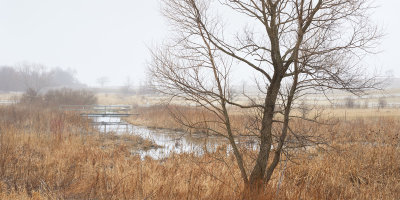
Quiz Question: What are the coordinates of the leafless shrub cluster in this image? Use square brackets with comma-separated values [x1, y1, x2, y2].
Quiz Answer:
[19, 88, 97, 108]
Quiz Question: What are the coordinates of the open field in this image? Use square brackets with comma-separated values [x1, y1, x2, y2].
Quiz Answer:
[314, 108, 400, 119]
[124, 104, 400, 136]
[0, 92, 21, 100]
[94, 87, 400, 107]
[0, 101, 400, 199]
[3, 87, 400, 110]
[91, 92, 400, 141]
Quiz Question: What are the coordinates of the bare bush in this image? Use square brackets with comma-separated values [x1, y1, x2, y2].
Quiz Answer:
[43, 88, 97, 107]
[19, 88, 97, 108]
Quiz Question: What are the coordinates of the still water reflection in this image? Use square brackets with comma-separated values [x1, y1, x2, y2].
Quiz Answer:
[92, 116, 258, 159]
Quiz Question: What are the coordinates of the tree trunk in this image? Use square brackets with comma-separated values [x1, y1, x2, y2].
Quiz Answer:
[247, 73, 282, 193]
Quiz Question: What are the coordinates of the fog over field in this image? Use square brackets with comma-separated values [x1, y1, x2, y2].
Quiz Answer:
[0, 0, 399, 86]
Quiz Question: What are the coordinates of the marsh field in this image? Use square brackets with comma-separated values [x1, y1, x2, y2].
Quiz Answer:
[0, 91, 400, 200]
[2, 0, 400, 199]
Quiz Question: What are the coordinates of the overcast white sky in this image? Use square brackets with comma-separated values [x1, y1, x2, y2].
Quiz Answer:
[0, 0, 399, 86]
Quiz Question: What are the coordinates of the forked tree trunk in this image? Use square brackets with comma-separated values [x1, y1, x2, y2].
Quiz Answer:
[247, 73, 283, 193]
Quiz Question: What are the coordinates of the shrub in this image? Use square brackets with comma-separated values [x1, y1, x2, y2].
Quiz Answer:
[19, 88, 97, 108]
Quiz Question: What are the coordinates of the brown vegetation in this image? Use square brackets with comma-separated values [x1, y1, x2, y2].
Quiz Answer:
[126, 105, 248, 135]
[19, 88, 97, 108]
[0, 104, 399, 199]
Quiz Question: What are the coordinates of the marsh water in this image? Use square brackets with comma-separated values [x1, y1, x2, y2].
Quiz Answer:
[92, 116, 258, 159]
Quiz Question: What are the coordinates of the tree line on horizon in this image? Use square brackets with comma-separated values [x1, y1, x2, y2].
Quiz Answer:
[0, 63, 84, 93]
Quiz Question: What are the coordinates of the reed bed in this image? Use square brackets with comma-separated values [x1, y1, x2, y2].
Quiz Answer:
[0, 105, 399, 199]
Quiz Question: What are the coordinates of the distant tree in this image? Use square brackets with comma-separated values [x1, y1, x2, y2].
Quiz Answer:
[363, 99, 369, 108]
[299, 100, 310, 118]
[96, 76, 109, 88]
[138, 79, 156, 95]
[0, 66, 23, 91]
[378, 97, 387, 109]
[49, 67, 79, 87]
[345, 97, 356, 108]
[121, 76, 134, 94]
[151, 0, 381, 194]
[18, 63, 53, 93]
[0, 64, 83, 92]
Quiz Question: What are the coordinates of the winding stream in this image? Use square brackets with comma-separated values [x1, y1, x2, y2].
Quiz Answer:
[92, 116, 258, 159]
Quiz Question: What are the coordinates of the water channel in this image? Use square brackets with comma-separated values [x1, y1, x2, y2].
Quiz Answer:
[92, 116, 258, 159]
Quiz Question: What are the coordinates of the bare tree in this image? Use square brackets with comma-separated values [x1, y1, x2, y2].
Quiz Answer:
[299, 100, 310, 118]
[121, 76, 134, 94]
[96, 76, 109, 88]
[18, 63, 53, 93]
[378, 97, 387, 109]
[49, 67, 79, 87]
[345, 96, 356, 108]
[1, 65, 81, 92]
[150, 0, 381, 194]
[363, 98, 369, 108]
[0, 66, 23, 91]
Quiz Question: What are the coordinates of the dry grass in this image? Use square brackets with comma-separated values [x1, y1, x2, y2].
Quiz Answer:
[125, 105, 249, 135]
[0, 113, 243, 199]
[0, 92, 21, 100]
[126, 105, 215, 133]
[0, 105, 400, 199]
[281, 144, 400, 199]
[96, 93, 173, 106]
[278, 118, 400, 199]
[127, 105, 400, 130]
[94, 91, 400, 109]
[96, 133, 161, 151]
[314, 108, 400, 118]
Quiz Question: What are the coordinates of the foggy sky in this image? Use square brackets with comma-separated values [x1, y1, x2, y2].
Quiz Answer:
[0, 0, 399, 86]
